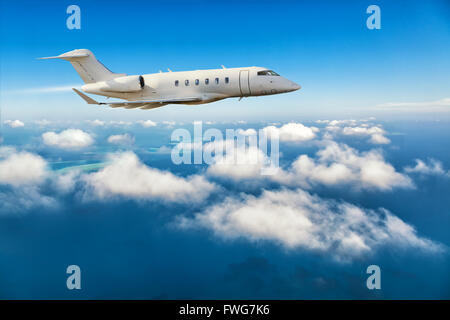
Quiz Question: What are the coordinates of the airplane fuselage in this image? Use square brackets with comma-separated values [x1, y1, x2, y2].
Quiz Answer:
[81, 66, 301, 104]
[40, 49, 301, 109]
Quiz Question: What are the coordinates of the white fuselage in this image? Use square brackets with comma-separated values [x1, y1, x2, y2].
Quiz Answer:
[81, 66, 301, 104]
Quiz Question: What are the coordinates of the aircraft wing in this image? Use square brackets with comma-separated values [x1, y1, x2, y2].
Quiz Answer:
[73, 88, 201, 109]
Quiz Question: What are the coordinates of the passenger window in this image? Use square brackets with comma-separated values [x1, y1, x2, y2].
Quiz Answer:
[175, 80, 179, 87]
[195, 79, 199, 86]
[215, 78, 219, 84]
[185, 80, 189, 86]
[225, 77, 229, 84]
[205, 78, 209, 85]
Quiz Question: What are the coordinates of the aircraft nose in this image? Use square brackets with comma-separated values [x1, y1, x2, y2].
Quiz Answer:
[291, 81, 301, 91]
[287, 81, 301, 92]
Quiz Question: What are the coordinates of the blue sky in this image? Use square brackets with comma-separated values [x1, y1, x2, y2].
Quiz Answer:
[1, 0, 449, 121]
[0, 0, 450, 299]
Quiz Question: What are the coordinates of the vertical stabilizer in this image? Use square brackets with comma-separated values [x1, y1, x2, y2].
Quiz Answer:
[39, 49, 126, 83]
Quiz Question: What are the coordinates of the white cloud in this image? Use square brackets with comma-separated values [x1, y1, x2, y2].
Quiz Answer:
[87, 119, 105, 126]
[42, 129, 94, 149]
[262, 122, 318, 142]
[137, 120, 157, 128]
[404, 159, 448, 176]
[203, 138, 411, 191]
[162, 121, 176, 127]
[4, 120, 25, 128]
[329, 119, 358, 126]
[34, 119, 52, 126]
[370, 133, 390, 144]
[54, 170, 80, 194]
[286, 142, 412, 190]
[83, 152, 216, 203]
[0, 148, 48, 186]
[179, 189, 443, 261]
[107, 133, 135, 146]
[325, 123, 391, 145]
[237, 128, 257, 136]
[207, 144, 272, 180]
[109, 120, 133, 126]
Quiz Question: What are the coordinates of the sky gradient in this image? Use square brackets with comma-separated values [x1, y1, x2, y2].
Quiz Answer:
[1, 0, 449, 122]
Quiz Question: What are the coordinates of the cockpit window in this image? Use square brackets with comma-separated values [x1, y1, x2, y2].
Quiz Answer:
[257, 70, 280, 76]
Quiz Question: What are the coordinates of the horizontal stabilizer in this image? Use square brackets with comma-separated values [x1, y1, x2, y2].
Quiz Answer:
[73, 88, 99, 104]
[38, 53, 89, 60]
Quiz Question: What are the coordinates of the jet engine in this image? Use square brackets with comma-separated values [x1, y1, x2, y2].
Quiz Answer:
[82, 75, 145, 94]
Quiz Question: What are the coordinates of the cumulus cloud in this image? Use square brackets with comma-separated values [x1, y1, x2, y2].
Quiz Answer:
[107, 133, 135, 146]
[42, 129, 94, 149]
[178, 189, 443, 262]
[204, 138, 411, 191]
[0, 147, 56, 213]
[137, 120, 157, 128]
[54, 170, 80, 194]
[4, 120, 25, 128]
[404, 159, 449, 176]
[83, 152, 216, 203]
[341, 126, 390, 144]
[207, 144, 275, 180]
[324, 121, 390, 145]
[262, 122, 318, 142]
[0, 148, 48, 186]
[286, 142, 412, 191]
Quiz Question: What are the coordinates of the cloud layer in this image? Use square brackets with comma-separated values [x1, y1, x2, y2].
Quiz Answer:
[179, 188, 443, 261]
[286, 141, 412, 190]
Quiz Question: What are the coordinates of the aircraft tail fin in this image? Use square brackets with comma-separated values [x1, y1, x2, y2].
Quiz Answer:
[39, 49, 126, 84]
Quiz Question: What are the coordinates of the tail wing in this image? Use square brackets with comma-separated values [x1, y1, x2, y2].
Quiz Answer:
[40, 49, 125, 84]
[72, 88, 99, 104]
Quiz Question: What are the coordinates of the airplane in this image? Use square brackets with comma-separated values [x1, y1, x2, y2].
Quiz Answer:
[40, 49, 301, 110]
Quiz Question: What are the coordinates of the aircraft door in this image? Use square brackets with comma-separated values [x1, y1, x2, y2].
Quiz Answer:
[239, 70, 251, 96]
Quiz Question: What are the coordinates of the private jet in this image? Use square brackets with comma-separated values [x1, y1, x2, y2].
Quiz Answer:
[40, 49, 301, 110]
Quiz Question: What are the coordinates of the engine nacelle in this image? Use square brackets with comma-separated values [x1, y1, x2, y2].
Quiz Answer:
[82, 75, 145, 93]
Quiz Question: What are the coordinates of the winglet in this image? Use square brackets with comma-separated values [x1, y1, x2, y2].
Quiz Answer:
[72, 88, 99, 104]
